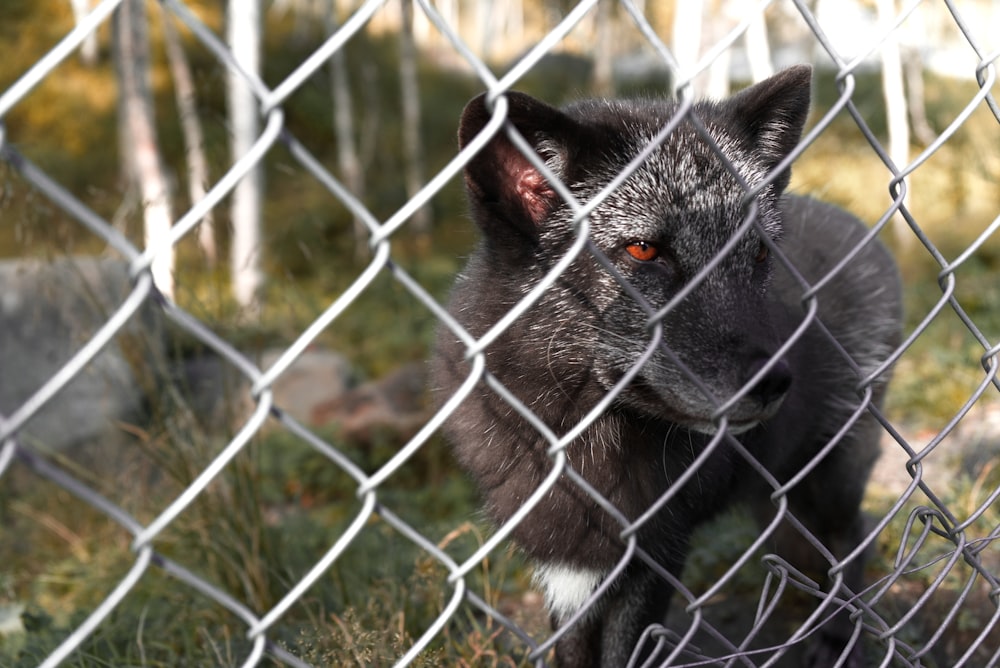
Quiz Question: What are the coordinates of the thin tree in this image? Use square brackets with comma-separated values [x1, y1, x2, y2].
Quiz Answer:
[437, 0, 460, 46]
[745, 8, 773, 82]
[326, 0, 368, 258]
[399, 0, 430, 237]
[70, 0, 99, 66]
[876, 0, 912, 247]
[705, 0, 733, 99]
[593, 0, 615, 96]
[227, 0, 264, 309]
[904, 47, 935, 146]
[475, 0, 496, 61]
[113, 0, 175, 298]
[671, 0, 702, 98]
[160, 5, 216, 264]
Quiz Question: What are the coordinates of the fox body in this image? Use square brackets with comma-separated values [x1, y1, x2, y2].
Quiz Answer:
[432, 66, 902, 666]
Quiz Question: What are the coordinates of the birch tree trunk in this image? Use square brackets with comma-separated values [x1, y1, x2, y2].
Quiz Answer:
[904, 48, 935, 146]
[476, 0, 495, 61]
[326, 0, 368, 258]
[745, 9, 773, 82]
[593, 0, 615, 96]
[399, 0, 430, 237]
[672, 0, 702, 99]
[71, 0, 99, 66]
[876, 0, 912, 247]
[227, 0, 264, 308]
[160, 5, 216, 264]
[704, 0, 736, 99]
[114, 0, 175, 298]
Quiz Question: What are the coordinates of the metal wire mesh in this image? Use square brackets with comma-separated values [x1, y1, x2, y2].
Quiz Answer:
[1, 0, 998, 666]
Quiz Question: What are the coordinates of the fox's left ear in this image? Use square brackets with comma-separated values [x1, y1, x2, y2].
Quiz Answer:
[717, 64, 812, 192]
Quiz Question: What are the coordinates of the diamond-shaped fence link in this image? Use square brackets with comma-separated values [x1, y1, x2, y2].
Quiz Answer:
[0, 0, 998, 666]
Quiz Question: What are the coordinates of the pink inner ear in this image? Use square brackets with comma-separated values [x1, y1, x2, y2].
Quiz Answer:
[510, 161, 556, 225]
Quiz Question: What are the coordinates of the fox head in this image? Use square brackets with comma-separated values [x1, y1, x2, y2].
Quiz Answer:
[456, 66, 813, 434]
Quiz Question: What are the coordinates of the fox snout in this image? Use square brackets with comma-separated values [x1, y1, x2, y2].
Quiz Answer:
[703, 337, 793, 431]
[655, 286, 792, 431]
[745, 353, 792, 409]
[690, 352, 790, 435]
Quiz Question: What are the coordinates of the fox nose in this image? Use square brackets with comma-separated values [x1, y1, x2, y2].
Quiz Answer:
[745, 356, 792, 407]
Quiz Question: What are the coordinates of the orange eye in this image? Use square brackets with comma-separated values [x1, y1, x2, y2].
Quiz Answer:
[625, 241, 660, 262]
[755, 243, 769, 263]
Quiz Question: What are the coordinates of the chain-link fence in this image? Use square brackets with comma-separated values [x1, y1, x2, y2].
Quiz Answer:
[1, 0, 999, 666]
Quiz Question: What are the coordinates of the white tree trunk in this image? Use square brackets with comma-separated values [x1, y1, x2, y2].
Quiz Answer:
[876, 0, 912, 246]
[114, 0, 175, 298]
[327, 0, 368, 258]
[414, 0, 445, 45]
[160, 5, 216, 264]
[706, 44, 731, 99]
[593, 0, 615, 96]
[745, 8, 773, 82]
[672, 0, 702, 99]
[476, 0, 495, 60]
[399, 0, 430, 236]
[904, 48, 935, 146]
[227, 0, 263, 308]
[71, 0, 99, 65]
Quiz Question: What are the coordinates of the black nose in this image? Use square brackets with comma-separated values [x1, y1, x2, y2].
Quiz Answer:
[745, 356, 792, 407]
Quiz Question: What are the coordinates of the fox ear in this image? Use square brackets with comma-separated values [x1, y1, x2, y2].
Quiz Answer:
[717, 64, 812, 192]
[458, 92, 576, 241]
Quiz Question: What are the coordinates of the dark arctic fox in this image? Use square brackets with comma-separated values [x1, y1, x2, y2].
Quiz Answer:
[432, 66, 902, 667]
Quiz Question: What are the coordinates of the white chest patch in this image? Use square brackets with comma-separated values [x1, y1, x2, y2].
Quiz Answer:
[533, 563, 606, 624]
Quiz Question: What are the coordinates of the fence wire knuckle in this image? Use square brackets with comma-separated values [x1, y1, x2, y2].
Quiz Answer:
[1, 0, 999, 666]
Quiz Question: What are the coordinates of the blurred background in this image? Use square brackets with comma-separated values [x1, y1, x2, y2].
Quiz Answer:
[1, 1, 998, 665]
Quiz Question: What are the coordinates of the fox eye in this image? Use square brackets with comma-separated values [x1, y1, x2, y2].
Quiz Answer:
[625, 240, 660, 262]
[754, 242, 769, 263]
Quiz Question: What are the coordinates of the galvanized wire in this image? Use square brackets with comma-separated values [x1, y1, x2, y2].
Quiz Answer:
[1, 1, 998, 666]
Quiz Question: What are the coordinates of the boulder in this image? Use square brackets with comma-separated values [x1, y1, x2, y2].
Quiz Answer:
[0, 255, 429, 458]
[262, 347, 358, 425]
[311, 362, 431, 445]
[180, 348, 432, 448]
[178, 346, 358, 432]
[0, 257, 164, 453]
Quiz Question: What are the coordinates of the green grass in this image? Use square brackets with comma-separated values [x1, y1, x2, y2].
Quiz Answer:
[0, 417, 531, 666]
[860, 472, 1000, 667]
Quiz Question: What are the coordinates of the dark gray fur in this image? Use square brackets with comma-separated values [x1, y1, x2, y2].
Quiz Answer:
[432, 66, 902, 667]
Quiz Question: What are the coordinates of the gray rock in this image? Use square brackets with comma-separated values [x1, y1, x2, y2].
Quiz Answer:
[0, 257, 164, 452]
[178, 346, 358, 432]
[310, 362, 430, 445]
[262, 347, 358, 425]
